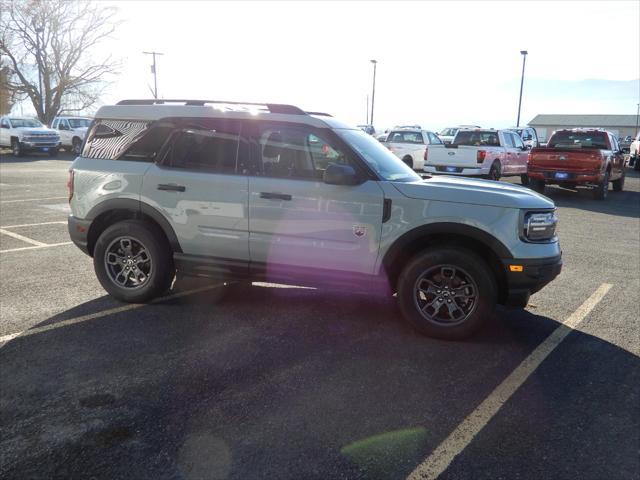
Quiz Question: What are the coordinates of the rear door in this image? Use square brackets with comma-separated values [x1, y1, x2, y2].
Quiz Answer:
[247, 121, 385, 276]
[509, 132, 528, 174]
[500, 132, 517, 174]
[140, 118, 250, 261]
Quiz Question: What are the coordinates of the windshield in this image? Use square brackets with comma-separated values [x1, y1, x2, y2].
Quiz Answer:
[68, 118, 91, 128]
[548, 131, 609, 149]
[336, 129, 421, 182]
[9, 119, 43, 128]
[386, 131, 423, 144]
[439, 128, 458, 136]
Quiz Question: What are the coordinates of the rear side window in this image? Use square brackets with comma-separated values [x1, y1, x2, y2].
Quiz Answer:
[427, 132, 442, 144]
[161, 127, 239, 173]
[547, 131, 609, 149]
[83, 120, 152, 160]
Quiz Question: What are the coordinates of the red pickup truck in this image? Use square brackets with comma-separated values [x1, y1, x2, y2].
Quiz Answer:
[527, 129, 625, 200]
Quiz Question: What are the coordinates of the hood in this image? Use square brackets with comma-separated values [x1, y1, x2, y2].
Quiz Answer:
[392, 176, 554, 209]
[16, 127, 58, 135]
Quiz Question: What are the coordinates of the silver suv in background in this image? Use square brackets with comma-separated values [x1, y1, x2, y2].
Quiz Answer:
[67, 99, 562, 340]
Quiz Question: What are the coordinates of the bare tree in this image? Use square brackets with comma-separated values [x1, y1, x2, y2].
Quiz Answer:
[0, 0, 120, 124]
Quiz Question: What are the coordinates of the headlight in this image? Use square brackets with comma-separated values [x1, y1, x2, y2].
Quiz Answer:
[523, 211, 557, 242]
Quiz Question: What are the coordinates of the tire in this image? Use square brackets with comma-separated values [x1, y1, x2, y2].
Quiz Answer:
[397, 247, 497, 340]
[403, 156, 414, 169]
[520, 174, 530, 186]
[530, 178, 545, 194]
[612, 170, 625, 192]
[72, 137, 82, 155]
[488, 161, 501, 181]
[48, 147, 58, 157]
[93, 220, 174, 303]
[11, 139, 23, 157]
[592, 170, 609, 200]
[634, 156, 640, 171]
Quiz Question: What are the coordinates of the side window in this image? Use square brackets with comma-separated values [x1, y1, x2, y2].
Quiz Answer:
[1, 118, 10, 128]
[512, 133, 525, 149]
[502, 133, 515, 148]
[427, 132, 442, 144]
[258, 125, 351, 181]
[52, 119, 58, 129]
[161, 120, 239, 173]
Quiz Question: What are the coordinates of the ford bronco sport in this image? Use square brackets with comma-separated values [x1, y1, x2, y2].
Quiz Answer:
[67, 99, 562, 339]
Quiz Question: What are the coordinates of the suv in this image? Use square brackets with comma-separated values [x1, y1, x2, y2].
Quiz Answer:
[437, 125, 482, 144]
[67, 99, 562, 340]
[0, 116, 60, 157]
[51, 116, 92, 154]
[383, 127, 443, 170]
[510, 126, 540, 149]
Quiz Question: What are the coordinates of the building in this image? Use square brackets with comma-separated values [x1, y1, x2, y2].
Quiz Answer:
[528, 114, 640, 142]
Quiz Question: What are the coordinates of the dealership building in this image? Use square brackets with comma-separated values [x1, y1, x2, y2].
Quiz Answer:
[528, 114, 640, 142]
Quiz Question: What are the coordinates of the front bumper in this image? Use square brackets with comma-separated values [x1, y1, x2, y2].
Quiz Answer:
[501, 254, 562, 307]
[19, 140, 60, 151]
[68, 215, 92, 255]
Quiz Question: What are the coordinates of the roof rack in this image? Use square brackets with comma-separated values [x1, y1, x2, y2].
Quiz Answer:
[115, 99, 310, 115]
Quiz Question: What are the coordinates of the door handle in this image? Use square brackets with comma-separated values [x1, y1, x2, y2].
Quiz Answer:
[260, 192, 292, 201]
[157, 184, 186, 192]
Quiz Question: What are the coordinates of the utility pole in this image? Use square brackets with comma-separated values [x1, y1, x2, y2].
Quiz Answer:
[143, 51, 164, 99]
[370, 59, 378, 126]
[516, 50, 528, 127]
[635, 103, 639, 137]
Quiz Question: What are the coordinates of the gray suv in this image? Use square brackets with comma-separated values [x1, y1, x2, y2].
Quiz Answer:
[67, 99, 562, 339]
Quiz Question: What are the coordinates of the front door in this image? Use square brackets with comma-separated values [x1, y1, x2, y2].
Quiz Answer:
[509, 132, 529, 174]
[140, 118, 250, 262]
[247, 122, 385, 277]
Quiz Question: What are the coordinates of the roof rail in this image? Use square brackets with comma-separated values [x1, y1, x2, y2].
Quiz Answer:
[306, 111, 332, 117]
[115, 99, 307, 115]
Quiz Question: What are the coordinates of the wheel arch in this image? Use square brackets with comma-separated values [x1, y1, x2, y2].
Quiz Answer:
[381, 223, 511, 303]
[85, 199, 182, 256]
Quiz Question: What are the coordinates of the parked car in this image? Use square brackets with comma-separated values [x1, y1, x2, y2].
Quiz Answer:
[0, 116, 60, 157]
[383, 127, 443, 170]
[437, 125, 482, 144]
[618, 135, 633, 154]
[51, 116, 92, 154]
[527, 129, 625, 200]
[510, 126, 540, 149]
[357, 124, 376, 135]
[629, 132, 640, 170]
[67, 98, 561, 340]
[425, 129, 530, 183]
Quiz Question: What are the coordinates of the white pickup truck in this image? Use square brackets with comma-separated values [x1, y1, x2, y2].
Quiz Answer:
[0, 116, 60, 157]
[383, 128, 443, 170]
[424, 129, 530, 182]
[51, 116, 92, 154]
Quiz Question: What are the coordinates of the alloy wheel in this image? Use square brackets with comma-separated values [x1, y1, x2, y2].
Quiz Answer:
[103, 236, 153, 289]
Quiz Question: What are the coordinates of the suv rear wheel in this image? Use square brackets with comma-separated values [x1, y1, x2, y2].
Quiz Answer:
[397, 247, 497, 340]
[93, 220, 174, 303]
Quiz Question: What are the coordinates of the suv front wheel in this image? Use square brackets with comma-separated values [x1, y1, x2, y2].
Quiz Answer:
[93, 220, 174, 303]
[397, 247, 497, 340]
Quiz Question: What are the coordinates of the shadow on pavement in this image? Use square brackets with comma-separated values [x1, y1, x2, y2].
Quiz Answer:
[1, 285, 638, 480]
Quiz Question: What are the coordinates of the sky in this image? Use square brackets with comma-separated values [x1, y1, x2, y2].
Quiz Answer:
[21, 0, 640, 130]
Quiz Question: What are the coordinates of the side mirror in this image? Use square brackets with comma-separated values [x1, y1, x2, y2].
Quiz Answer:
[323, 164, 360, 186]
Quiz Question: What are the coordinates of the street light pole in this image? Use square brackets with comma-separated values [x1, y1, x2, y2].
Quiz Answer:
[370, 59, 377, 126]
[516, 50, 528, 127]
[366, 94, 369, 125]
[635, 103, 639, 137]
[143, 51, 164, 99]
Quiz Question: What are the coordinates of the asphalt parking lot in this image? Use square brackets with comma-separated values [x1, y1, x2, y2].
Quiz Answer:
[1, 151, 638, 480]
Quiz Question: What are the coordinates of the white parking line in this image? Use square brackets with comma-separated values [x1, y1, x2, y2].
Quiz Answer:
[0, 228, 47, 246]
[0, 196, 67, 204]
[0, 221, 67, 229]
[0, 283, 223, 346]
[0, 242, 73, 253]
[407, 283, 613, 480]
